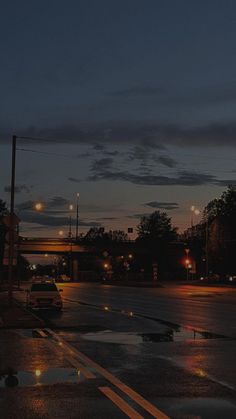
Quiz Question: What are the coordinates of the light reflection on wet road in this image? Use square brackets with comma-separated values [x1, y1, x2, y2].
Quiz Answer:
[9, 282, 236, 418]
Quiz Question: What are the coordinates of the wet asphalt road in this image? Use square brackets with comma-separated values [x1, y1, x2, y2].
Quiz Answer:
[1, 282, 236, 418]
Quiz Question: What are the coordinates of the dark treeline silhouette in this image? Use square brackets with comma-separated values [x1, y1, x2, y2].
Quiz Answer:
[185, 186, 236, 278]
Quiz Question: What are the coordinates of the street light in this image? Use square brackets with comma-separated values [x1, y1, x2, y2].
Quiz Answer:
[185, 258, 191, 280]
[34, 202, 43, 211]
[58, 230, 64, 237]
[68, 204, 74, 280]
[190, 205, 200, 228]
[68, 204, 73, 238]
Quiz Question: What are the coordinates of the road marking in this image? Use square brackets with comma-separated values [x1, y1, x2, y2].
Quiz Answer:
[99, 386, 144, 419]
[42, 329, 96, 379]
[46, 328, 169, 419]
[35, 328, 48, 338]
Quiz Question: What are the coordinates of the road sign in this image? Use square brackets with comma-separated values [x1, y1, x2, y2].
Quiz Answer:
[3, 257, 17, 266]
[3, 213, 20, 227]
[152, 262, 158, 281]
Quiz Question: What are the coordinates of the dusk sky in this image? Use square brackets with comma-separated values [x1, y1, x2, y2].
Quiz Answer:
[1, 0, 236, 239]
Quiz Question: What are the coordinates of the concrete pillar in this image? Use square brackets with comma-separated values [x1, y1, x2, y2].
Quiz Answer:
[72, 258, 79, 282]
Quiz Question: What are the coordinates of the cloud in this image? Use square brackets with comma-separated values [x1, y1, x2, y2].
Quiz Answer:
[68, 177, 80, 183]
[145, 201, 179, 210]
[16, 196, 70, 212]
[156, 155, 178, 168]
[127, 213, 151, 219]
[4, 184, 31, 194]
[76, 152, 91, 159]
[104, 150, 119, 156]
[183, 80, 236, 106]
[16, 200, 35, 211]
[111, 85, 165, 98]
[19, 211, 101, 227]
[91, 158, 114, 172]
[89, 168, 218, 186]
[93, 144, 105, 151]
[3, 119, 236, 149]
[48, 196, 70, 208]
[111, 80, 236, 106]
[214, 179, 236, 186]
[95, 217, 118, 221]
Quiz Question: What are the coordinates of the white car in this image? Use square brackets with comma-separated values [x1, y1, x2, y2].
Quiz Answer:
[57, 274, 71, 282]
[27, 280, 63, 310]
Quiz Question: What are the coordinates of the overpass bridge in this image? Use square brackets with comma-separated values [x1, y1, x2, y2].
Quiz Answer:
[18, 236, 139, 281]
[18, 237, 137, 255]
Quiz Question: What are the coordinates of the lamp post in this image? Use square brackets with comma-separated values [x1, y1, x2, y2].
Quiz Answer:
[76, 192, 80, 240]
[68, 204, 73, 238]
[68, 204, 73, 280]
[8, 135, 17, 303]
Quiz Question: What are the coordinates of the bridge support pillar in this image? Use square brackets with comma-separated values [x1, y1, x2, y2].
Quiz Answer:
[72, 258, 79, 282]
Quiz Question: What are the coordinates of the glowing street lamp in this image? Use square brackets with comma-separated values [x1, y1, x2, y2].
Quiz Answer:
[190, 205, 200, 227]
[68, 204, 74, 238]
[58, 230, 64, 236]
[35, 202, 43, 211]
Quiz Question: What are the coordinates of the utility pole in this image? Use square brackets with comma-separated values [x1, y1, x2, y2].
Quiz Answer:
[205, 216, 209, 279]
[8, 135, 17, 303]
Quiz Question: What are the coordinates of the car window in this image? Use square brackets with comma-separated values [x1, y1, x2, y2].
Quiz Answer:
[31, 283, 58, 292]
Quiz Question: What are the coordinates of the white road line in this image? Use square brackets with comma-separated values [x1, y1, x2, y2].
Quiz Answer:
[99, 386, 144, 419]
[46, 328, 170, 419]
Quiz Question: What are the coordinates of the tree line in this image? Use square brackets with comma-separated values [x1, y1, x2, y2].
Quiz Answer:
[1, 185, 236, 281]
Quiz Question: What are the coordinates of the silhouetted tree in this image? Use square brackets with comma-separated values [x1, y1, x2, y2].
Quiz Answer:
[137, 211, 177, 242]
[136, 211, 178, 279]
[204, 186, 236, 274]
[84, 228, 128, 244]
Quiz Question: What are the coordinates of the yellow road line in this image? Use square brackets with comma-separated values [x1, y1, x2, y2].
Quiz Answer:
[43, 329, 96, 379]
[66, 354, 96, 379]
[99, 386, 144, 419]
[47, 328, 169, 419]
[35, 328, 48, 338]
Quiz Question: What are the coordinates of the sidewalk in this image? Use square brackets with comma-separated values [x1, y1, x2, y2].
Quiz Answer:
[0, 292, 44, 328]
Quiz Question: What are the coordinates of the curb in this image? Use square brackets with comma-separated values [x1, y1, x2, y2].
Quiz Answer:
[13, 299, 45, 327]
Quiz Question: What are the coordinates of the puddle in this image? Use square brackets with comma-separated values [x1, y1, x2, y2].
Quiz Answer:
[142, 327, 226, 342]
[0, 368, 83, 388]
[81, 327, 228, 345]
[163, 398, 236, 418]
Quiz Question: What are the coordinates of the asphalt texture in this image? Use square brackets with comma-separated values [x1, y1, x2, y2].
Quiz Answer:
[0, 282, 236, 418]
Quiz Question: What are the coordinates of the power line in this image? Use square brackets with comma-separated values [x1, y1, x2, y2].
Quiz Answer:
[16, 147, 76, 159]
[15, 135, 236, 163]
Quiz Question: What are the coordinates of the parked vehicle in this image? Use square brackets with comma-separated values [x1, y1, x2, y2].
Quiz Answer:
[26, 278, 63, 310]
[56, 274, 71, 282]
